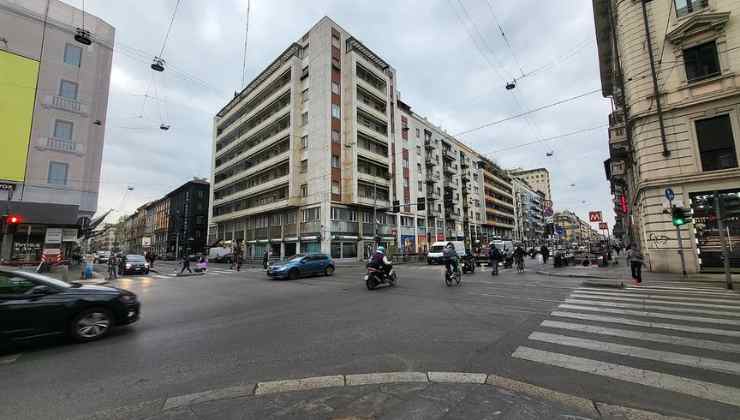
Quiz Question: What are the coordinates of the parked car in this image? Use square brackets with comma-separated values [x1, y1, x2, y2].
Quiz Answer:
[267, 254, 335, 280]
[119, 255, 150, 275]
[0, 269, 140, 344]
[94, 250, 111, 264]
[208, 246, 233, 263]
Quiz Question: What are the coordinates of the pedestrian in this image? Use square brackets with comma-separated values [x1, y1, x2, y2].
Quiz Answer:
[540, 244, 550, 264]
[180, 254, 192, 274]
[150, 253, 156, 268]
[626, 243, 644, 284]
[263, 249, 269, 270]
[108, 254, 118, 280]
[488, 243, 502, 275]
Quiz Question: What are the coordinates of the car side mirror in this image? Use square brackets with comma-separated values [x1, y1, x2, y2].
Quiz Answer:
[31, 285, 53, 295]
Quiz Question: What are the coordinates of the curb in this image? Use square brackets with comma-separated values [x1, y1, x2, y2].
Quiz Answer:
[535, 270, 620, 280]
[74, 371, 694, 420]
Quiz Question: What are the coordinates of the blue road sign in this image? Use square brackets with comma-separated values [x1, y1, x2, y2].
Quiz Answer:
[665, 188, 675, 202]
[555, 226, 564, 235]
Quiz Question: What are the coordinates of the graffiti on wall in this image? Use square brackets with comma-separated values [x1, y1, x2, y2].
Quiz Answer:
[648, 233, 670, 249]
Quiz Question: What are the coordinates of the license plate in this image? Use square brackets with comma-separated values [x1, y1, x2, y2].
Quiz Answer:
[364, 275, 369, 280]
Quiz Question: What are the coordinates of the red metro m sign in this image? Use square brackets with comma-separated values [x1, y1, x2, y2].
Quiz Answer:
[589, 211, 603, 223]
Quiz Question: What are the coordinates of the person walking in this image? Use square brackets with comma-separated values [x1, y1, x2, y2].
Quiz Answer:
[626, 244, 644, 284]
[107, 254, 118, 280]
[488, 243, 502, 276]
[180, 254, 192, 274]
[263, 249, 269, 270]
[540, 245, 550, 264]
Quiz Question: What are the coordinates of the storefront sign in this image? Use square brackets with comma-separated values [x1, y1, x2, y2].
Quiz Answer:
[45, 228, 63, 244]
[142, 236, 152, 247]
[62, 229, 78, 242]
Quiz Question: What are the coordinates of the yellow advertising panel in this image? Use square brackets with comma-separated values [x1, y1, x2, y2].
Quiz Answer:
[0, 50, 39, 182]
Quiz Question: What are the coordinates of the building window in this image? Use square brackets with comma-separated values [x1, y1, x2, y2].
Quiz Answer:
[48, 161, 68, 185]
[418, 181, 423, 192]
[331, 104, 341, 119]
[331, 34, 340, 48]
[695, 115, 738, 172]
[416, 146, 421, 156]
[417, 163, 422, 173]
[402, 158, 409, 169]
[331, 81, 340, 95]
[300, 184, 308, 197]
[53, 120, 73, 140]
[302, 88, 309, 103]
[302, 112, 309, 126]
[331, 155, 340, 168]
[332, 129, 340, 144]
[416, 128, 420, 138]
[301, 135, 308, 149]
[301, 65, 309, 79]
[59, 80, 78, 100]
[684, 41, 720, 82]
[403, 178, 409, 188]
[332, 182, 340, 195]
[63, 43, 82, 67]
[675, 0, 707, 17]
[300, 159, 308, 173]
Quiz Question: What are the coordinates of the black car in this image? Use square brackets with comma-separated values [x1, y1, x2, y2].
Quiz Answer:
[0, 270, 140, 345]
[119, 254, 150, 275]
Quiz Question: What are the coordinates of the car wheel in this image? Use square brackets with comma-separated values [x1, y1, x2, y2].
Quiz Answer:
[288, 269, 299, 280]
[427, 259, 431, 265]
[324, 266, 334, 276]
[69, 307, 113, 342]
[145, 269, 150, 274]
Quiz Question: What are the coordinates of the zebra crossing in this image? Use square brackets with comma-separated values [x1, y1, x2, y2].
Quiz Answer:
[148, 268, 245, 279]
[511, 283, 740, 408]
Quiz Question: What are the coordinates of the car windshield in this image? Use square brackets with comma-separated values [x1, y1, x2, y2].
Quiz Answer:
[430, 246, 445, 252]
[9, 271, 72, 289]
[127, 255, 145, 262]
[287, 254, 305, 261]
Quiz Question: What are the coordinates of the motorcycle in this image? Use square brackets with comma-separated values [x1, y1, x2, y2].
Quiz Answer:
[365, 265, 397, 290]
[461, 256, 475, 274]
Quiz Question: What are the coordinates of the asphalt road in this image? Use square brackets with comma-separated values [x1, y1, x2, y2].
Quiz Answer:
[1, 261, 739, 419]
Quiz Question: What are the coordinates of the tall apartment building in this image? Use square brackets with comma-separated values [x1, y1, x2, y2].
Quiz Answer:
[594, 0, 740, 273]
[119, 179, 209, 258]
[553, 210, 596, 243]
[512, 178, 546, 243]
[0, 0, 114, 262]
[479, 158, 516, 240]
[210, 17, 522, 259]
[511, 168, 552, 204]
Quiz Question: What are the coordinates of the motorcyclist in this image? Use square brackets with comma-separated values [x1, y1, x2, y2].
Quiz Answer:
[443, 242, 459, 276]
[488, 243, 502, 275]
[368, 246, 393, 279]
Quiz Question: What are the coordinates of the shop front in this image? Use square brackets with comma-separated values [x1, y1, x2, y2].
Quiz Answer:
[691, 189, 740, 273]
[400, 235, 415, 255]
[331, 236, 358, 260]
[1, 202, 80, 264]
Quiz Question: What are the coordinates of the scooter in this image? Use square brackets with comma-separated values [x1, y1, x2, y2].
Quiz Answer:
[365, 265, 397, 290]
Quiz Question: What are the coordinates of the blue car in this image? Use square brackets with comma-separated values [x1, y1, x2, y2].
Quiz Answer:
[267, 254, 335, 280]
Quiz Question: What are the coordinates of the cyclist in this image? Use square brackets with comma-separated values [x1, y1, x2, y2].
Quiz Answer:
[443, 242, 460, 278]
[513, 244, 526, 272]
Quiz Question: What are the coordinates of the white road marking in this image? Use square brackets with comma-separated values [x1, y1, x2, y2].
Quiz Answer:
[528, 331, 740, 375]
[0, 354, 20, 365]
[570, 293, 740, 309]
[572, 290, 740, 305]
[551, 311, 740, 337]
[626, 285, 736, 294]
[153, 275, 171, 279]
[511, 346, 740, 408]
[579, 286, 737, 297]
[564, 298, 740, 317]
[558, 304, 740, 326]
[540, 320, 740, 353]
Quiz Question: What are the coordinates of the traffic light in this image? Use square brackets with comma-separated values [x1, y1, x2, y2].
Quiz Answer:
[671, 206, 690, 226]
[7, 215, 22, 225]
[392, 200, 400, 213]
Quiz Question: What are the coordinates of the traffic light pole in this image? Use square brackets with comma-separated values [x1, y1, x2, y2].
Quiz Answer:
[714, 191, 733, 290]
[675, 224, 687, 278]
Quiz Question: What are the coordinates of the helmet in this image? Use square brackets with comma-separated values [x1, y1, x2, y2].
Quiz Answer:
[447, 242, 454, 248]
[376, 246, 385, 254]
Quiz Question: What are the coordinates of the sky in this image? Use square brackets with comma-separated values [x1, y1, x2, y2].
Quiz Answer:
[64, 0, 615, 227]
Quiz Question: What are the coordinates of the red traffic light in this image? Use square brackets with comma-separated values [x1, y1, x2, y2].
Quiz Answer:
[7, 215, 22, 224]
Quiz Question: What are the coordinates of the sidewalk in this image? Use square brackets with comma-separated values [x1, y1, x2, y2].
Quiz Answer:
[534, 259, 734, 285]
[74, 372, 690, 420]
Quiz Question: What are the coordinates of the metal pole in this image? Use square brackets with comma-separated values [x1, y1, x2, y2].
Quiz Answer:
[714, 191, 733, 289]
[640, 0, 670, 157]
[373, 179, 377, 247]
[676, 224, 687, 278]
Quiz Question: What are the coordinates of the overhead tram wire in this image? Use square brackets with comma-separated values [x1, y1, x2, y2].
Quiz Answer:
[484, 0, 525, 77]
[450, 0, 546, 144]
[488, 124, 608, 154]
[455, 87, 601, 136]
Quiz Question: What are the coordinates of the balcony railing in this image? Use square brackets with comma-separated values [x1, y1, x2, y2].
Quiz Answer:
[43, 95, 89, 115]
[255, 227, 269, 239]
[270, 226, 282, 239]
[331, 220, 359, 234]
[442, 149, 456, 160]
[284, 223, 297, 236]
[300, 221, 321, 234]
[36, 137, 85, 155]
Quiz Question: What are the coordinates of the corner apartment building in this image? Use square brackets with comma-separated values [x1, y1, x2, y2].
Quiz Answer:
[119, 179, 209, 258]
[479, 158, 516, 240]
[0, 0, 113, 262]
[510, 168, 552, 205]
[512, 177, 546, 243]
[553, 210, 596, 243]
[210, 17, 522, 259]
[594, 0, 740, 273]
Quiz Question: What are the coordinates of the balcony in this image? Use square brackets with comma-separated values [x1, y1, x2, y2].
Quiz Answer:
[42, 95, 89, 116]
[284, 223, 297, 237]
[358, 171, 390, 187]
[215, 151, 289, 190]
[357, 123, 388, 144]
[331, 220, 359, 234]
[443, 165, 455, 175]
[357, 97, 388, 123]
[357, 196, 390, 208]
[427, 191, 441, 200]
[442, 149, 456, 160]
[426, 172, 440, 182]
[425, 156, 437, 167]
[216, 125, 290, 171]
[357, 145, 389, 166]
[36, 137, 85, 156]
[270, 226, 282, 239]
[214, 174, 289, 207]
[608, 110, 625, 127]
[300, 221, 321, 234]
[255, 227, 269, 240]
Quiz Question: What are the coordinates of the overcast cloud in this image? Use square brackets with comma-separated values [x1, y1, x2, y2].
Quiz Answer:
[66, 0, 614, 226]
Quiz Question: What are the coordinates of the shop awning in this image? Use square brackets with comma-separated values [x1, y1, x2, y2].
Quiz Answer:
[6, 202, 79, 226]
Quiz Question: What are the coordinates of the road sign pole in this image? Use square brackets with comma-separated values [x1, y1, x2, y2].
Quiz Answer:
[676, 224, 687, 278]
[714, 191, 733, 290]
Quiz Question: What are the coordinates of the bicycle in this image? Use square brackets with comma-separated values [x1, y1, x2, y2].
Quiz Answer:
[515, 257, 525, 273]
[444, 259, 462, 287]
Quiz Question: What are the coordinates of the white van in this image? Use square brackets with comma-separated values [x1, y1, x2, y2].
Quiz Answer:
[427, 241, 467, 264]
